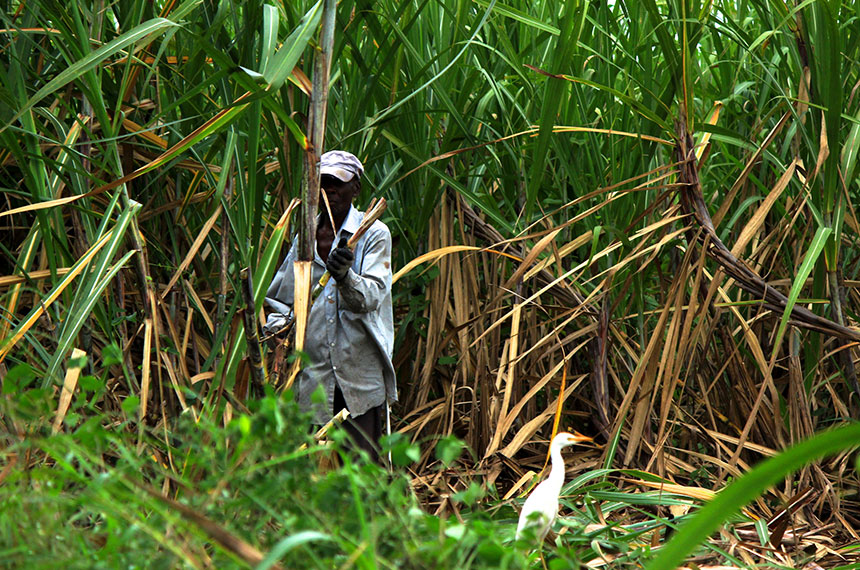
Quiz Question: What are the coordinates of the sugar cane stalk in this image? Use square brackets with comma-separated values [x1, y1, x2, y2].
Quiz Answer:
[240, 267, 268, 397]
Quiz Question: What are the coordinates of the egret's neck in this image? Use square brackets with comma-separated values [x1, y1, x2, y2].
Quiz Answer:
[547, 444, 566, 491]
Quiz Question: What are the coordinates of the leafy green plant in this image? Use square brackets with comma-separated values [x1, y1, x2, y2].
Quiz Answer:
[0, 389, 530, 569]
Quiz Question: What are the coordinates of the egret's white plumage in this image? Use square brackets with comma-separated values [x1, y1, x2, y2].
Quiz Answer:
[515, 431, 592, 543]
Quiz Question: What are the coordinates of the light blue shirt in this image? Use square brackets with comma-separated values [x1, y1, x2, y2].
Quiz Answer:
[265, 205, 397, 424]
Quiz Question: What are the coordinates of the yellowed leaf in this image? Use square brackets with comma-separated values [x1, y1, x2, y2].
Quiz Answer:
[161, 205, 222, 300]
[52, 348, 86, 434]
[0, 268, 70, 287]
[0, 232, 114, 364]
[393, 245, 520, 284]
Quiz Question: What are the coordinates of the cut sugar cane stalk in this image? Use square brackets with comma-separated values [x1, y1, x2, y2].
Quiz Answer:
[296, 408, 351, 451]
[319, 183, 338, 236]
[240, 267, 268, 397]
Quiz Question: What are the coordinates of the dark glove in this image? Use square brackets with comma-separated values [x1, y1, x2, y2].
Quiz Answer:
[327, 238, 354, 282]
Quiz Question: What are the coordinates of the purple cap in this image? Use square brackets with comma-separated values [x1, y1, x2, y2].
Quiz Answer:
[320, 150, 364, 182]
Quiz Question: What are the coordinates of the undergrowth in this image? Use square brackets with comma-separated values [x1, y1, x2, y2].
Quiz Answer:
[0, 383, 540, 569]
[3, 375, 856, 569]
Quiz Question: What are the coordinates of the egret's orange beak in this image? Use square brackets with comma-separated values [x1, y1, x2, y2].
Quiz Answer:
[568, 431, 593, 443]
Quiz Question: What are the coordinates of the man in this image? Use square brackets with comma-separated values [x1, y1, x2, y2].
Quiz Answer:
[265, 150, 396, 461]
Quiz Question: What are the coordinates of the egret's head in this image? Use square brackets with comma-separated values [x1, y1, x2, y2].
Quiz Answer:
[552, 431, 593, 450]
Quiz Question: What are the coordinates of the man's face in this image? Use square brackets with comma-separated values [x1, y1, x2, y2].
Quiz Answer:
[321, 174, 358, 219]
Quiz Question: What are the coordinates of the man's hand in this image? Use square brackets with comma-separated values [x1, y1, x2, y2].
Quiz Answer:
[327, 238, 354, 282]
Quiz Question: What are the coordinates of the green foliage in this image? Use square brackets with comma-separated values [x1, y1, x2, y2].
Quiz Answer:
[1, 363, 37, 395]
[435, 434, 465, 467]
[381, 431, 422, 466]
[0, 393, 527, 569]
[1, 375, 858, 568]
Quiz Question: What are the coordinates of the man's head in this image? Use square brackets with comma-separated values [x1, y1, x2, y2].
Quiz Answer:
[319, 150, 362, 221]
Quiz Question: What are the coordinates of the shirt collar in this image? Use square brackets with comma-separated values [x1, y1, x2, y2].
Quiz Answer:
[340, 204, 362, 236]
[314, 204, 363, 236]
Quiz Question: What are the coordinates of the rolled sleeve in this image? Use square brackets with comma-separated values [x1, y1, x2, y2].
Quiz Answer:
[263, 310, 293, 335]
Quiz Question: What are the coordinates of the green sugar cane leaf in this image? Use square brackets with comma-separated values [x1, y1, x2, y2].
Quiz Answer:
[564, 469, 617, 494]
[264, 0, 323, 89]
[0, 220, 126, 365]
[194, 17, 307, 148]
[587, 492, 700, 508]
[214, 131, 238, 206]
[804, 199, 825, 228]
[72, 197, 137, 303]
[204, 299, 244, 397]
[45, 201, 141, 383]
[825, 196, 845, 271]
[472, 0, 560, 35]
[840, 111, 860, 187]
[804, 0, 842, 208]
[639, 0, 680, 76]
[260, 4, 280, 76]
[141, 98, 252, 174]
[680, 1, 693, 131]
[2, 18, 179, 132]
[645, 422, 860, 570]
[46, 249, 138, 385]
[766, 0, 792, 22]
[754, 517, 770, 547]
[363, 0, 497, 131]
[168, 0, 206, 21]
[563, 76, 671, 132]
[772, 225, 831, 352]
[525, 0, 589, 221]
[239, 66, 267, 84]
[587, 225, 602, 267]
[213, 332, 243, 401]
[255, 90, 307, 148]
[2, 0, 322, 218]
[192, 30, 308, 149]
[748, 30, 777, 53]
[252, 206, 298, 313]
[176, 130, 237, 224]
[0, 98, 257, 222]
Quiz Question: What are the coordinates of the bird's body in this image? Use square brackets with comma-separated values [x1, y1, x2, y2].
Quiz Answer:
[515, 432, 592, 543]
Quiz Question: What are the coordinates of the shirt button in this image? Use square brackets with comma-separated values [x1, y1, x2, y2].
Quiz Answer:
[332, 366, 337, 371]
[330, 341, 335, 347]
[327, 295, 333, 300]
[328, 318, 334, 323]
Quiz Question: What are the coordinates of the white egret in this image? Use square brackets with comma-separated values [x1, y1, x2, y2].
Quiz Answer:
[515, 431, 593, 543]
